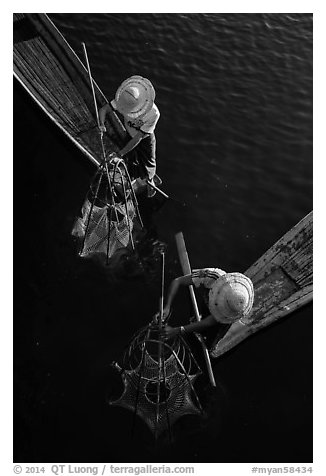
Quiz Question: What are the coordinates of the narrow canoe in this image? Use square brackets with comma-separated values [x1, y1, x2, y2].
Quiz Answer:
[210, 211, 313, 358]
[13, 13, 127, 167]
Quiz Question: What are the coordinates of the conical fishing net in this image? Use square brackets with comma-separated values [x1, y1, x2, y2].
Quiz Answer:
[111, 324, 203, 437]
[72, 198, 136, 258]
[72, 158, 140, 259]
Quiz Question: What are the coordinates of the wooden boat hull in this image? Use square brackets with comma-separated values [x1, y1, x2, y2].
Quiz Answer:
[13, 13, 127, 166]
[210, 211, 313, 358]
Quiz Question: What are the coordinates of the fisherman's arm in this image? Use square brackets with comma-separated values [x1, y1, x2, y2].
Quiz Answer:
[181, 314, 216, 333]
[163, 315, 217, 338]
[119, 130, 148, 157]
[98, 103, 112, 132]
[161, 275, 193, 319]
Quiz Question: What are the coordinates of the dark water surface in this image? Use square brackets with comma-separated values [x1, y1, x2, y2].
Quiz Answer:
[14, 13, 312, 463]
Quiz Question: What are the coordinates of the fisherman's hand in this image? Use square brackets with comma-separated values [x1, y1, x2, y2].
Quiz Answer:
[153, 305, 171, 323]
[162, 325, 180, 339]
[99, 124, 107, 133]
[147, 179, 156, 198]
[107, 152, 122, 165]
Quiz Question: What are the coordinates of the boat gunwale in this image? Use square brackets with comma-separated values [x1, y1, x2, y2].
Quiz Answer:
[14, 71, 100, 167]
[209, 211, 313, 358]
[13, 13, 127, 168]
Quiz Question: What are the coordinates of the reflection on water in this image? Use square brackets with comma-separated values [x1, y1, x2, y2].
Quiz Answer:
[15, 13, 312, 462]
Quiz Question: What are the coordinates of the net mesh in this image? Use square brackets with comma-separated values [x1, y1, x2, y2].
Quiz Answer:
[111, 324, 203, 437]
[72, 160, 138, 259]
[73, 198, 136, 258]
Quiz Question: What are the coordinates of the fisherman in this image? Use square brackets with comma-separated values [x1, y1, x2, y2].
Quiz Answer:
[160, 268, 254, 338]
[99, 75, 160, 197]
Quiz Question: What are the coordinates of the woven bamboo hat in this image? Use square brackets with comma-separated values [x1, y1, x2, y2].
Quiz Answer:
[111, 75, 155, 119]
[208, 273, 254, 323]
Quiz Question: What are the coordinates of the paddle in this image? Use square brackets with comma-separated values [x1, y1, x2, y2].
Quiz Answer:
[145, 180, 187, 207]
[175, 232, 216, 387]
[146, 180, 169, 199]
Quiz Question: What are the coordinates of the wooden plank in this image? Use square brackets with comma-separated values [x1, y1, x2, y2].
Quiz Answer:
[246, 212, 312, 282]
[31, 13, 127, 144]
[209, 212, 313, 358]
[210, 284, 312, 359]
[13, 13, 128, 166]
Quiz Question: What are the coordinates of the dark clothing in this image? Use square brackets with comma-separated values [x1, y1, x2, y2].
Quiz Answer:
[112, 107, 157, 181]
[125, 132, 157, 180]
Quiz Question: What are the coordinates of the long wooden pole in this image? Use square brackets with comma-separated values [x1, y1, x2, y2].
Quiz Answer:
[175, 232, 216, 387]
[146, 180, 170, 199]
[82, 42, 101, 128]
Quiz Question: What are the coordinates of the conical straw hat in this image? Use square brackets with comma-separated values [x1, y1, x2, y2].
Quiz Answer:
[208, 273, 254, 323]
[112, 75, 155, 119]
